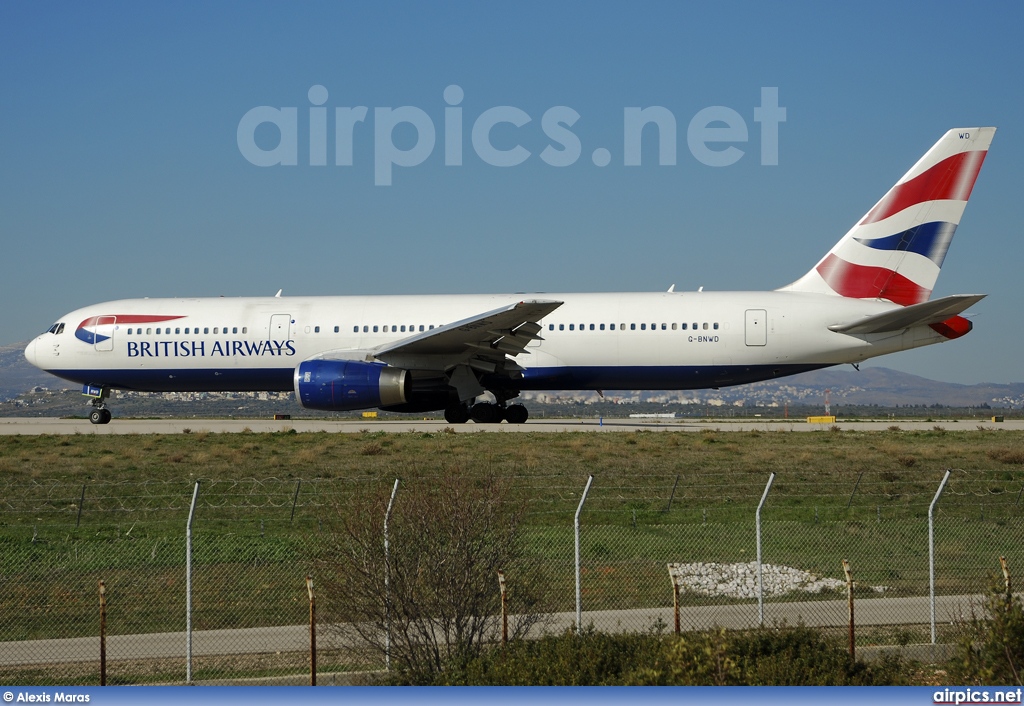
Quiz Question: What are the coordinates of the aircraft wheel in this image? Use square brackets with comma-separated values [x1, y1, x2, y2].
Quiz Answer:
[471, 402, 503, 424]
[504, 404, 529, 424]
[444, 403, 470, 424]
[89, 408, 111, 425]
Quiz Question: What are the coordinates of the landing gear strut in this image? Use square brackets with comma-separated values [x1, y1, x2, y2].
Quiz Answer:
[86, 386, 112, 425]
[443, 401, 530, 424]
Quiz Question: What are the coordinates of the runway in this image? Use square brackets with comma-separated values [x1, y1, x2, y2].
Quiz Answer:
[0, 416, 1018, 435]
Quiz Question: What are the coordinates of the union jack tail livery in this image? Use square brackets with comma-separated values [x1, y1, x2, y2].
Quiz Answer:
[782, 128, 995, 305]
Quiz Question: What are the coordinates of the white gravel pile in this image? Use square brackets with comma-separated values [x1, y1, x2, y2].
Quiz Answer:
[667, 562, 871, 599]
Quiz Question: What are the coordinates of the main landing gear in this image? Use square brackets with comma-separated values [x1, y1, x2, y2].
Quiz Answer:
[85, 385, 112, 425]
[443, 401, 529, 425]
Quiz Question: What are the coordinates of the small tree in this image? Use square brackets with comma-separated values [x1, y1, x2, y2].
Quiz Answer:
[311, 473, 546, 679]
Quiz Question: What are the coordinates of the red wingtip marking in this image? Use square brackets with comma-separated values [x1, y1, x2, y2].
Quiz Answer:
[929, 315, 972, 340]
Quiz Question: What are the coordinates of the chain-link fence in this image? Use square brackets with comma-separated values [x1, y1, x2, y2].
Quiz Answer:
[2, 469, 1023, 684]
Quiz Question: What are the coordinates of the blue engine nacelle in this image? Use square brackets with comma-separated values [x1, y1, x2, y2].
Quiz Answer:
[294, 360, 409, 411]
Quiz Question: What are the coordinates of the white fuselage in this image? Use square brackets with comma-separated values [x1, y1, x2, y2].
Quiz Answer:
[25, 290, 949, 396]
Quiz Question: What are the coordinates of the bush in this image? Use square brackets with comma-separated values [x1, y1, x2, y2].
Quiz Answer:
[949, 571, 1024, 685]
[420, 625, 910, 685]
[310, 474, 548, 682]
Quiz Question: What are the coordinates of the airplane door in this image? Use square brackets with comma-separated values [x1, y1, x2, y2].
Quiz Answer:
[94, 316, 116, 352]
[270, 314, 291, 340]
[744, 309, 767, 346]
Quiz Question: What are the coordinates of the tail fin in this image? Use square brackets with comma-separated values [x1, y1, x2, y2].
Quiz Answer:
[780, 127, 995, 305]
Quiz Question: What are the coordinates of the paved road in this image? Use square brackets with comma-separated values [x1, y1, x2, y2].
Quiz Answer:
[0, 593, 984, 666]
[0, 416, 1018, 435]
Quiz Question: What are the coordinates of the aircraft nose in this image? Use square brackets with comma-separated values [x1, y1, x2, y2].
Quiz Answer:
[24, 338, 38, 367]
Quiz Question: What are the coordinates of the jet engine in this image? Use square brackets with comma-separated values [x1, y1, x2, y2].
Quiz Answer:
[295, 360, 409, 411]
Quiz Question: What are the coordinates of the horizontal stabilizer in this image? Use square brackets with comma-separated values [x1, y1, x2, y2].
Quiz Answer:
[828, 294, 985, 335]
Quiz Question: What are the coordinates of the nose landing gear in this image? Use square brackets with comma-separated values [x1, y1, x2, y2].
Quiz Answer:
[84, 385, 113, 424]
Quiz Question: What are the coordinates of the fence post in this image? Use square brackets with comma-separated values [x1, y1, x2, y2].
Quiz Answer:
[98, 580, 106, 686]
[842, 559, 854, 661]
[929, 469, 951, 645]
[306, 576, 316, 686]
[77, 484, 86, 528]
[497, 570, 508, 646]
[667, 564, 681, 634]
[1000, 556, 1011, 612]
[290, 479, 302, 523]
[383, 478, 400, 670]
[756, 472, 776, 626]
[186, 480, 200, 684]
[575, 475, 594, 634]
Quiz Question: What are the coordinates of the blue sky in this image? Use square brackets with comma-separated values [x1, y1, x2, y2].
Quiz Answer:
[2, 1, 1021, 384]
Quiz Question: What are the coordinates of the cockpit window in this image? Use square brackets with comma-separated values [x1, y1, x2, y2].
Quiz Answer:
[47, 323, 65, 335]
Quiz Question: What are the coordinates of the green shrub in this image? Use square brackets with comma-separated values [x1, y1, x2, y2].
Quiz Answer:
[948, 573, 1024, 685]
[418, 625, 910, 685]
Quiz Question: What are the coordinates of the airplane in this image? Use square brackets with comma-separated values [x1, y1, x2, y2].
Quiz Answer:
[24, 127, 995, 425]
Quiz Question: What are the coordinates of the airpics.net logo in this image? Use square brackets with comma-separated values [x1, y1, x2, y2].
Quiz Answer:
[236, 85, 786, 186]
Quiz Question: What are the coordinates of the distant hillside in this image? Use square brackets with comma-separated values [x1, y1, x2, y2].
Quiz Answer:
[1, 339, 1022, 410]
[0, 342, 70, 400]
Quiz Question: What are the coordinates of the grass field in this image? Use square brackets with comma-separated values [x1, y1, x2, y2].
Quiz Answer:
[2, 426, 1023, 682]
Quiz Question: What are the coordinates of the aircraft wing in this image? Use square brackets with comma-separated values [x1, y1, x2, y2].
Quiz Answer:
[828, 294, 986, 335]
[373, 299, 563, 368]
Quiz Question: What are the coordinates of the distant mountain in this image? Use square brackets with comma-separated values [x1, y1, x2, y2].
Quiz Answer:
[1, 339, 1022, 409]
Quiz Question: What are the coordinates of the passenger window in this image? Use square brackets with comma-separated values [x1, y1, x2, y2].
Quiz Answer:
[641, 324, 646, 330]
[589, 324, 595, 330]
[692, 323, 698, 330]
[559, 324, 565, 331]
[630, 324, 636, 330]
[419, 325, 424, 332]
[203, 327, 209, 334]
[156, 328, 161, 334]
[147, 328, 152, 334]
[599, 324, 605, 331]
[373, 325, 379, 333]
[362, 326, 368, 333]
[713, 323, 719, 330]
[661, 323, 666, 330]
[569, 324, 574, 331]
[392, 325, 397, 332]
[313, 326, 319, 333]
[681, 323, 687, 330]
[703, 323, 709, 330]
[672, 323, 677, 330]
[429, 325, 435, 330]
[213, 327, 218, 334]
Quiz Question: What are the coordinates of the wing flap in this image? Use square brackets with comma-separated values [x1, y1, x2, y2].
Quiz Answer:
[828, 294, 985, 335]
